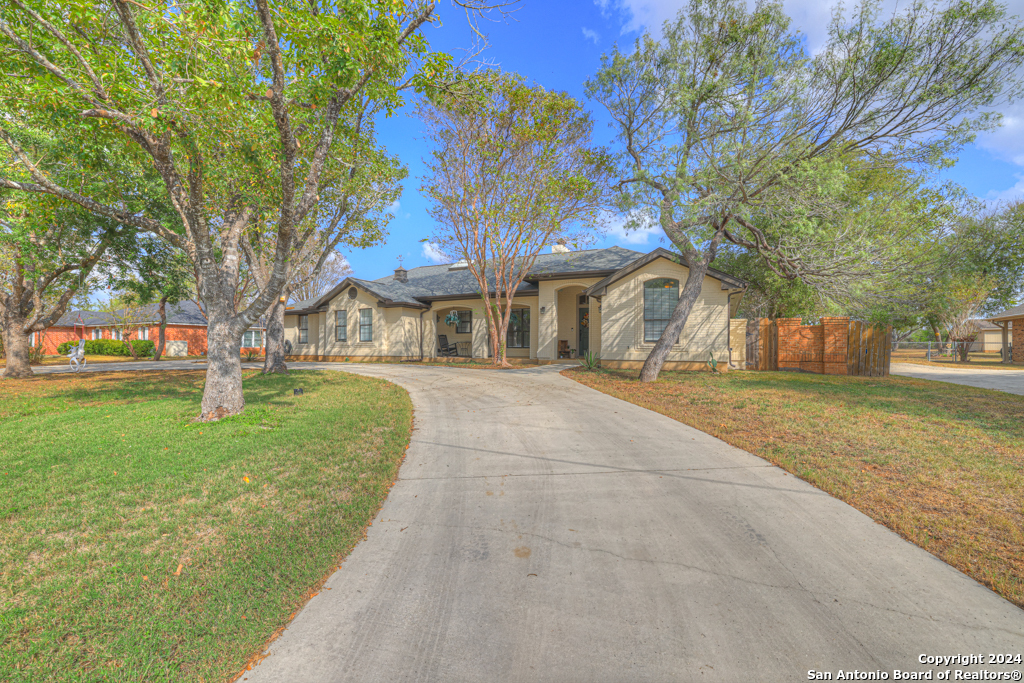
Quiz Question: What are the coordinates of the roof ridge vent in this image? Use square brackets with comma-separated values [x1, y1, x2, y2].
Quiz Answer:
[448, 259, 469, 271]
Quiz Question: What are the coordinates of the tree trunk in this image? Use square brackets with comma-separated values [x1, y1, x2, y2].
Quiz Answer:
[1, 320, 33, 379]
[262, 297, 289, 374]
[154, 296, 169, 361]
[125, 334, 139, 361]
[639, 260, 710, 382]
[200, 318, 245, 421]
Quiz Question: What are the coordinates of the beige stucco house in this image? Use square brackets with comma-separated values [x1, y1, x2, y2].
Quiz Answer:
[283, 246, 747, 370]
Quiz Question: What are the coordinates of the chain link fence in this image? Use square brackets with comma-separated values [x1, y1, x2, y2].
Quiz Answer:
[891, 340, 1009, 363]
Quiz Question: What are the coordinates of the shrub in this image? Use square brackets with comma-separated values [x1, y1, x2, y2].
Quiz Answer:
[57, 339, 154, 357]
[577, 350, 599, 370]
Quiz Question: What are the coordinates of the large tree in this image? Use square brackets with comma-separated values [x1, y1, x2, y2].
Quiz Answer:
[0, 193, 139, 378]
[420, 72, 611, 365]
[243, 98, 402, 374]
[587, 0, 1024, 381]
[0, 0, 504, 418]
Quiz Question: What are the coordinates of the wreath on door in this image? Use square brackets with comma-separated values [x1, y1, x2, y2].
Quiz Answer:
[581, 312, 589, 328]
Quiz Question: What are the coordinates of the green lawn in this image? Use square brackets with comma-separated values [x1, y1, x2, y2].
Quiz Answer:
[566, 367, 1024, 609]
[0, 369, 412, 682]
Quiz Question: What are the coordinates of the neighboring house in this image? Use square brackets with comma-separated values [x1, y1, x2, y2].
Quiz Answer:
[988, 304, 1024, 363]
[31, 301, 264, 356]
[970, 319, 1004, 352]
[283, 245, 748, 370]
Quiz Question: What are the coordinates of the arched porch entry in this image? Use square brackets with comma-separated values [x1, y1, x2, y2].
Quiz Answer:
[432, 304, 479, 358]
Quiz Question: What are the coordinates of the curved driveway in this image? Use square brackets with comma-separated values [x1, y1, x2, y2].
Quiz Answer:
[233, 363, 1023, 682]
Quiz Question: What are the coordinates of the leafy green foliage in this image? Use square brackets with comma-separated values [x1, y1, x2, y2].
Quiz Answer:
[56, 339, 154, 357]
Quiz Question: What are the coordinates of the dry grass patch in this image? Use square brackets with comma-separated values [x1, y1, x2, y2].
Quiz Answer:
[565, 367, 1024, 608]
[0, 369, 412, 682]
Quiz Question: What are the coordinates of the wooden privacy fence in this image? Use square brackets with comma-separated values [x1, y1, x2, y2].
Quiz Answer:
[745, 318, 778, 371]
[745, 317, 891, 377]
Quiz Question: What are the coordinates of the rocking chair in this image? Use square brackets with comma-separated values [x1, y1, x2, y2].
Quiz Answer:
[438, 334, 458, 357]
[68, 339, 87, 372]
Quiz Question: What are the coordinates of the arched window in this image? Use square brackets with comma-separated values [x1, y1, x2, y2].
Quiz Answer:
[643, 278, 678, 343]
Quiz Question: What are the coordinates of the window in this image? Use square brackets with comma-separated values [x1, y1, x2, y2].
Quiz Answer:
[359, 309, 373, 342]
[139, 327, 149, 341]
[347, 287, 358, 299]
[242, 329, 262, 347]
[92, 329, 101, 340]
[298, 315, 308, 344]
[114, 329, 122, 341]
[455, 310, 471, 334]
[644, 278, 678, 343]
[507, 309, 530, 348]
[335, 310, 347, 342]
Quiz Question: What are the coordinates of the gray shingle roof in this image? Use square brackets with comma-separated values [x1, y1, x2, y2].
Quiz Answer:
[319, 246, 647, 307]
[989, 303, 1024, 322]
[290, 245, 747, 313]
[54, 300, 211, 327]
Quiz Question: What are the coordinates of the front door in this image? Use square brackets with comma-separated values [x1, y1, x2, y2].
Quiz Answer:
[578, 308, 590, 357]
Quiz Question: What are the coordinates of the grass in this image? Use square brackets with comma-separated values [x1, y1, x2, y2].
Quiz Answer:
[891, 350, 1023, 370]
[0, 369, 412, 682]
[565, 367, 1024, 609]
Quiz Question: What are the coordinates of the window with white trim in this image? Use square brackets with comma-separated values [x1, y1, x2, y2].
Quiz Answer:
[93, 329, 102, 340]
[359, 309, 372, 342]
[298, 315, 309, 344]
[335, 310, 347, 342]
[644, 278, 678, 343]
[242, 329, 262, 347]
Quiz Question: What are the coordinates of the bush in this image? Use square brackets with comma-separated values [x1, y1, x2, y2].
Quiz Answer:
[57, 339, 154, 357]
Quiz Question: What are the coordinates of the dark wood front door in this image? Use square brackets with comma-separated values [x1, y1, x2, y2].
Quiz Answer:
[578, 308, 590, 357]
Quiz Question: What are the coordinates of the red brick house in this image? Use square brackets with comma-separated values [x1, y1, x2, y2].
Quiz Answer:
[31, 301, 264, 357]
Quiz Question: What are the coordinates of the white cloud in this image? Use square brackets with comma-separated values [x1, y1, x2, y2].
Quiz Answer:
[602, 213, 664, 245]
[984, 174, 1024, 204]
[421, 241, 448, 264]
[387, 200, 400, 214]
[582, 27, 600, 44]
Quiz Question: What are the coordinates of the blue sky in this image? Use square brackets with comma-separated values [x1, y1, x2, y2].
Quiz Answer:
[340, 0, 1024, 282]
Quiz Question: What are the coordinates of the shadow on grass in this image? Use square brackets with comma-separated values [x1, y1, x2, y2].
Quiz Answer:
[593, 368, 1024, 443]
[1, 369, 355, 420]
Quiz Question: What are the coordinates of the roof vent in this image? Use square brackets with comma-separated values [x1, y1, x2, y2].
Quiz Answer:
[448, 259, 469, 271]
[394, 266, 408, 283]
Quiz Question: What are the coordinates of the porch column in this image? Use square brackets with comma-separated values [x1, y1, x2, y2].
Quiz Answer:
[1001, 321, 1010, 363]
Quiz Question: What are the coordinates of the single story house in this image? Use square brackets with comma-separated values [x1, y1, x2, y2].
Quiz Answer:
[32, 301, 264, 356]
[283, 245, 747, 370]
[970, 318, 1005, 353]
[988, 304, 1024, 363]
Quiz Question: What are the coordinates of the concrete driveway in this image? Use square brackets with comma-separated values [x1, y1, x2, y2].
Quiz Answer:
[891, 362, 1024, 396]
[232, 363, 1023, 683]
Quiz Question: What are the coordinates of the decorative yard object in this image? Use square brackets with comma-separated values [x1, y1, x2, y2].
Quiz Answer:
[293, 388, 304, 396]
[67, 340, 86, 372]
